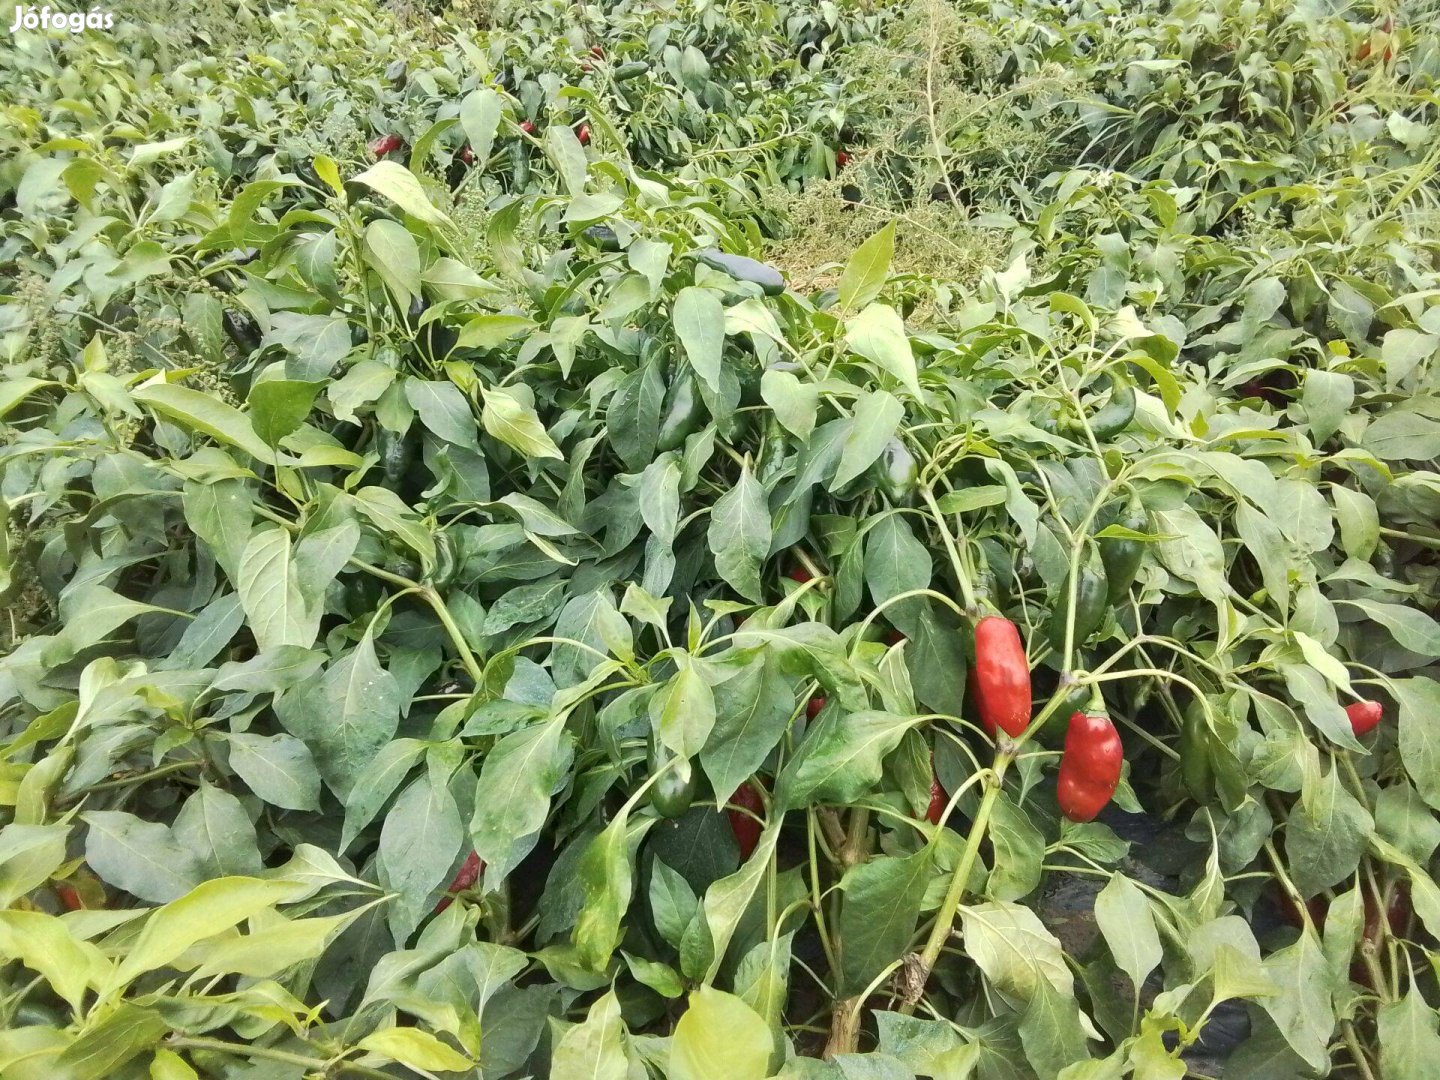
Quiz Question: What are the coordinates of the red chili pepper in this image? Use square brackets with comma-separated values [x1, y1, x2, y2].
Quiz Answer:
[581, 62, 594, 72]
[971, 616, 1031, 738]
[1346, 700, 1382, 736]
[519, 120, 536, 135]
[836, 151, 850, 169]
[54, 883, 85, 911]
[458, 145, 475, 165]
[368, 134, 403, 156]
[728, 781, 764, 860]
[925, 773, 947, 825]
[1356, 40, 1372, 62]
[1056, 708, 1123, 823]
[590, 44, 604, 57]
[433, 851, 484, 913]
[886, 629, 906, 646]
[806, 695, 825, 719]
[577, 124, 591, 145]
[788, 565, 812, 583]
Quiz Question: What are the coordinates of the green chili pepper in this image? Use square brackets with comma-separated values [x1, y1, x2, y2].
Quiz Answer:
[1089, 376, 1137, 440]
[376, 426, 417, 489]
[693, 249, 785, 296]
[614, 61, 650, 82]
[1045, 545, 1109, 651]
[510, 139, 529, 190]
[656, 369, 703, 452]
[582, 225, 621, 252]
[1180, 703, 1214, 805]
[1099, 490, 1148, 605]
[222, 310, 262, 355]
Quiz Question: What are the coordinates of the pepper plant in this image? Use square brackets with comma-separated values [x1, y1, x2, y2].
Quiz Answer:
[3, 0, 1440, 1078]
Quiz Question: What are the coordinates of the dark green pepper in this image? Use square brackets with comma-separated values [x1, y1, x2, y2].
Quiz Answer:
[1099, 490, 1148, 605]
[656, 370, 703, 452]
[510, 140, 530, 190]
[376, 425, 417, 489]
[1089, 376, 1136, 440]
[873, 438, 918, 505]
[651, 762, 698, 818]
[581, 225, 621, 252]
[693, 249, 785, 297]
[1180, 703, 1214, 805]
[342, 573, 383, 618]
[614, 61, 651, 82]
[384, 556, 421, 581]
[1045, 545, 1109, 651]
[222, 310, 262, 355]
[427, 532, 459, 590]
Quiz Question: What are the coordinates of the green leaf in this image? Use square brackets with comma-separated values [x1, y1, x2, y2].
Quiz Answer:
[364, 219, 422, 305]
[277, 629, 402, 800]
[81, 811, 202, 904]
[551, 990, 629, 1080]
[172, 783, 262, 878]
[1019, 976, 1092, 1080]
[650, 655, 717, 765]
[0, 910, 108, 1011]
[236, 525, 310, 651]
[573, 808, 653, 971]
[670, 986, 773, 1080]
[987, 791, 1044, 901]
[405, 377, 480, 450]
[1340, 598, 1440, 656]
[379, 768, 463, 935]
[708, 463, 772, 602]
[1259, 930, 1334, 1071]
[776, 710, 923, 810]
[833, 389, 904, 491]
[674, 287, 726, 394]
[182, 478, 252, 581]
[358, 1028, 473, 1073]
[1094, 874, 1161, 992]
[958, 902, 1073, 1000]
[863, 514, 931, 636]
[132, 381, 275, 461]
[1379, 989, 1440, 1080]
[459, 88, 503, 164]
[225, 732, 321, 811]
[1396, 678, 1440, 811]
[845, 303, 921, 398]
[760, 368, 818, 441]
[110, 876, 295, 987]
[247, 379, 324, 448]
[702, 651, 794, 805]
[1284, 766, 1371, 898]
[350, 160, 453, 228]
[470, 719, 572, 885]
[482, 384, 563, 459]
[838, 221, 895, 311]
[341, 738, 427, 851]
[838, 849, 932, 996]
[544, 125, 588, 194]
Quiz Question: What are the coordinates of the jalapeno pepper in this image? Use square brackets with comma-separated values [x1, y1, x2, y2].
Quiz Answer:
[1045, 546, 1109, 651]
[651, 760, 698, 819]
[1089, 375, 1137, 440]
[1099, 490, 1148, 606]
[1180, 703, 1214, 805]
[656, 369, 703, 452]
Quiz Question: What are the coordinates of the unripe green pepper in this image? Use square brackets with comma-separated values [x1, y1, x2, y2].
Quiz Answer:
[656, 369, 703, 452]
[650, 759, 698, 818]
[614, 61, 651, 81]
[873, 438, 917, 505]
[1180, 703, 1214, 805]
[1045, 545, 1109, 651]
[1099, 491, 1148, 605]
[427, 532, 459, 590]
[376, 425, 417, 489]
[1089, 376, 1137, 440]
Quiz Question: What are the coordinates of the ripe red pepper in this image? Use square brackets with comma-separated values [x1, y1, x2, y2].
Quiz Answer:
[1347, 700, 1382, 736]
[458, 145, 475, 166]
[1356, 40, 1372, 62]
[886, 628, 906, 646]
[581, 62, 594, 72]
[368, 134, 403, 156]
[925, 772, 947, 825]
[806, 695, 825, 719]
[728, 782, 764, 860]
[971, 616, 1031, 738]
[434, 851, 484, 913]
[54, 883, 85, 911]
[787, 564, 812, 583]
[1056, 708, 1123, 823]
[519, 120, 536, 135]
[590, 44, 604, 58]
[577, 124, 591, 145]
[836, 151, 850, 169]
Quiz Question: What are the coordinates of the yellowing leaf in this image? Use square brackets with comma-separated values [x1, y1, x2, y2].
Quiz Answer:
[358, 1027, 473, 1072]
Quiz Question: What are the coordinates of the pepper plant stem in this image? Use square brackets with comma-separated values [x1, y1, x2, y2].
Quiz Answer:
[900, 755, 1009, 1014]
